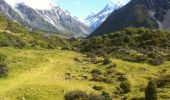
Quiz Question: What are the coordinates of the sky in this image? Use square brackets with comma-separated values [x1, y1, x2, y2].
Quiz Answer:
[55, 0, 130, 20]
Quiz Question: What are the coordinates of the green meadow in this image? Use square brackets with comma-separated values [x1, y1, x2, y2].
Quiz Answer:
[0, 48, 169, 100]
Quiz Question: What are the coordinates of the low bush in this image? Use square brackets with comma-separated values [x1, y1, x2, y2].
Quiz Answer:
[0, 53, 7, 62]
[92, 86, 103, 91]
[0, 63, 8, 77]
[65, 90, 88, 100]
[145, 80, 158, 100]
[101, 91, 112, 100]
[91, 69, 102, 75]
[91, 74, 103, 82]
[103, 58, 112, 65]
[148, 58, 165, 66]
[120, 81, 131, 93]
[65, 90, 106, 100]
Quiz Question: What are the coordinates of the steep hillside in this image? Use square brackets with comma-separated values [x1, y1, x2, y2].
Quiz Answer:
[78, 28, 170, 66]
[0, 14, 71, 49]
[90, 0, 170, 37]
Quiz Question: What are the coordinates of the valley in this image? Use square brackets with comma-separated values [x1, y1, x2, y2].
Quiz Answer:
[0, 48, 170, 100]
[0, 0, 170, 100]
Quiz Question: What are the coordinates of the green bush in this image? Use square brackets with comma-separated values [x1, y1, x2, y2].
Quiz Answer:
[91, 69, 102, 75]
[91, 74, 103, 82]
[0, 63, 8, 77]
[147, 52, 165, 66]
[65, 90, 106, 100]
[92, 86, 103, 91]
[86, 52, 96, 58]
[120, 81, 131, 93]
[65, 90, 88, 100]
[103, 58, 112, 65]
[148, 58, 165, 66]
[101, 91, 112, 100]
[145, 80, 158, 100]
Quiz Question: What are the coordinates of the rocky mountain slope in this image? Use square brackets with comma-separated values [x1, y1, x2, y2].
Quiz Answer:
[90, 0, 170, 37]
[85, 0, 124, 31]
[1, 0, 90, 37]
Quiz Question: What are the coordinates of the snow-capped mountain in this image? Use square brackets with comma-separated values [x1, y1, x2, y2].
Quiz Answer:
[85, 0, 125, 31]
[1, 0, 90, 37]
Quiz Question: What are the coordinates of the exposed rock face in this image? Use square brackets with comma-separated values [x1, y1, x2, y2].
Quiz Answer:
[0, 0, 90, 37]
[85, 0, 125, 31]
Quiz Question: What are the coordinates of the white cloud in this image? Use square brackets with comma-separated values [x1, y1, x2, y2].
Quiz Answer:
[5, 0, 57, 10]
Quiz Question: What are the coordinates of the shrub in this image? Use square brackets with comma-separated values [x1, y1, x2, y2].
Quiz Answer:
[65, 90, 88, 100]
[145, 80, 158, 100]
[149, 58, 165, 66]
[103, 58, 111, 65]
[65, 90, 106, 100]
[91, 57, 98, 64]
[0, 63, 8, 77]
[101, 91, 112, 100]
[107, 64, 117, 69]
[91, 74, 103, 82]
[92, 86, 103, 91]
[91, 69, 102, 75]
[86, 52, 96, 58]
[62, 46, 72, 51]
[0, 53, 7, 62]
[120, 81, 131, 93]
[147, 52, 165, 66]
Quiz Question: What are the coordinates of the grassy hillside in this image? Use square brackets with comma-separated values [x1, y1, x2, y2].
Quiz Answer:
[0, 48, 169, 100]
[78, 28, 170, 66]
[0, 14, 170, 100]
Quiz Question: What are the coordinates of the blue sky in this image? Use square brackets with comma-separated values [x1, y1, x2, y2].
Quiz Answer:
[55, 0, 130, 20]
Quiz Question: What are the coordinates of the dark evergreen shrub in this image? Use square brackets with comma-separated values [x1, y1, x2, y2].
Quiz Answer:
[120, 81, 131, 93]
[86, 52, 96, 58]
[92, 86, 103, 91]
[91, 74, 103, 82]
[145, 80, 158, 100]
[65, 90, 88, 100]
[101, 91, 112, 100]
[0, 53, 7, 62]
[91, 69, 102, 75]
[0, 63, 8, 77]
[149, 58, 165, 66]
[103, 58, 111, 65]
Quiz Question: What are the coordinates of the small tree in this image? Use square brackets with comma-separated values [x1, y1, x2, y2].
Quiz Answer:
[145, 80, 158, 100]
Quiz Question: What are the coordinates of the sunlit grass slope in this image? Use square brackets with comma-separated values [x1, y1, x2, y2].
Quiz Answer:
[0, 48, 169, 100]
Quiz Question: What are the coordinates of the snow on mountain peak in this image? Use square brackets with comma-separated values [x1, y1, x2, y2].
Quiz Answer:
[5, 0, 57, 10]
[85, 0, 125, 31]
[110, 0, 125, 6]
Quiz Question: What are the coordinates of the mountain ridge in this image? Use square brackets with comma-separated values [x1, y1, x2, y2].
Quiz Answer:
[1, 0, 90, 37]
[89, 0, 170, 37]
[85, 0, 125, 31]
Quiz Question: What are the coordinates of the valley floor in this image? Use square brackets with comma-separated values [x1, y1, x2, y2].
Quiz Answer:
[0, 48, 169, 100]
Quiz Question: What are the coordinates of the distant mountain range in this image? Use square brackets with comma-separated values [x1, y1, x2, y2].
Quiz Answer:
[0, 0, 90, 37]
[90, 0, 170, 37]
[85, 0, 125, 31]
